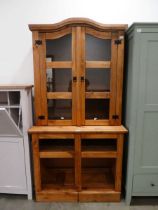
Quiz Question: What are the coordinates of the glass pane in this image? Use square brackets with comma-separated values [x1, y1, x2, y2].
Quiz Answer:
[86, 35, 111, 61]
[85, 68, 110, 92]
[47, 68, 72, 92]
[9, 91, 20, 105]
[46, 34, 71, 61]
[48, 99, 72, 120]
[0, 92, 8, 105]
[10, 108, 22, 130]
[85, 99, 109, 120]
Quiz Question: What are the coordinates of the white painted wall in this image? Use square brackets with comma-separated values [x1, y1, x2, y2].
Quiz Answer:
[0, 0, 158, 84]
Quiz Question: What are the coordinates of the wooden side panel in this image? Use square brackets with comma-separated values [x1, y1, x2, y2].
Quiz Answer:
[109, 32, 118, 125]
[115, 134, 124, 191]
[32, 32, 47, 125]
[32, 32, 42, 125]
[115, 31, 125, 125]
[32, 134, 41, 192]
[38, 33, 48, 125]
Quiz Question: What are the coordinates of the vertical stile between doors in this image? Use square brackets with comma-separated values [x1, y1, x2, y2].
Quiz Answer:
[75, 27, 85, 126]
[72, 27, 77, 125]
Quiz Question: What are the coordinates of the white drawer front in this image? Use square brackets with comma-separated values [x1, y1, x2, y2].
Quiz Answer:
[133, 174, 158, 193]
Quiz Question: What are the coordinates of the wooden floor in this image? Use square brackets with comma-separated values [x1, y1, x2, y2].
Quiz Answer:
[0, 194, 158, 210]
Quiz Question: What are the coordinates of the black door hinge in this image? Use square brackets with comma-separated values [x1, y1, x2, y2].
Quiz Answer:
[35, 40, 42, 45]
[38, 115, 45, 120]
[114, 39, 122, 45]
[112, 115, 119, 119]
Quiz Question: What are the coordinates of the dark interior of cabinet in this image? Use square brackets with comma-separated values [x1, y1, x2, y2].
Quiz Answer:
[0, 92, 8, 105]
[47, 99, 72, 120]
[39, 139, 74, 152]
[47, 68, 72, 92]
[85, 99, 109, 120]
[9, 91, 20, 105]
[40, 158, 75, 190]
[46, 34, 72, 61]
[81, 138, 117, 152]
[86, 35, 111, 61]
[81, 158, 115, 190]
[85, 68, 110, 92]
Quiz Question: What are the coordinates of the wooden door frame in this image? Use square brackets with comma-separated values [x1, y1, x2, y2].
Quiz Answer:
[80, 27, 119, 125]
[37, 27, 78, 126]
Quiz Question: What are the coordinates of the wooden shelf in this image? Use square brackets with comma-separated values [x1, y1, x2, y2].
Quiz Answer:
[40, 146, 74, 158]
[82, 146, 117, 158]
[41, 168, 75, 188]
[86, 92, 110, 99]
[82, 168, 114, 190]
[29, 125, 128, 134]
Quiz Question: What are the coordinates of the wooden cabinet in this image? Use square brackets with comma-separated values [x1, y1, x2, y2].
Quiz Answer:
[29, 18, 127, 202]
[0, 85, 33, 199]
[124, 23, 158, 204]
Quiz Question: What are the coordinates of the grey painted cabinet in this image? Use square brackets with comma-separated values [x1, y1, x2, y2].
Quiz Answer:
[0, 85, 33, 199]
[125, 23, 158, 204]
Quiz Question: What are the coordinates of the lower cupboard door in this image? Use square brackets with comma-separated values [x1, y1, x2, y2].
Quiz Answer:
[0, 137, 27, 194]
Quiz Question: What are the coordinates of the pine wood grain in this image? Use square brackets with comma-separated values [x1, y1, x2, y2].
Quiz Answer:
[28, 125, 128, 134]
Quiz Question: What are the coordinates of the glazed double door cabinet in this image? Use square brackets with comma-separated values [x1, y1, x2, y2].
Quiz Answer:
[29, 18, 127, 126]
[29, 18, 128, 202]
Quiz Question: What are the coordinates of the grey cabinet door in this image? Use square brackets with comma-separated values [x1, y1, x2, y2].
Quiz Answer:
[134, 33, 158, 174]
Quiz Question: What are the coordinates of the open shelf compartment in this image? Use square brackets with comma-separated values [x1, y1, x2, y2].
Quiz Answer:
[81, 158, 115, 191]
[39, 138, 74, 158]
[81, 138, 117, 158]
[40, 158, 75, 190]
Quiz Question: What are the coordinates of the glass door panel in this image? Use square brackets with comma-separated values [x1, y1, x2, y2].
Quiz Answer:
[46, 68, 72, 92]
[45, 31, 74, 125]
[86, 35, 111, 61]
[48, 99, 72, 120]
[46, 34, 72, 61]
[85, 99, 109, 120]
[85, 68, 110, 92]
[84, 31, 113, 124]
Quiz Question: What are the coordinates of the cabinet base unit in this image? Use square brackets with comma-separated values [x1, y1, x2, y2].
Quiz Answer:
[29, 125, 127, 202]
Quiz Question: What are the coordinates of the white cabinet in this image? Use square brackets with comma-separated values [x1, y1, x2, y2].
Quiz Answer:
[0, 85, 33, 199]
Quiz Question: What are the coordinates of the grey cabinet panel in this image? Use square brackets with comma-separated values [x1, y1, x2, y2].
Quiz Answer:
[0, 86, 33, 199]
[0, 108, 22, 137]
[125, 24, 158, 204]
[0, 137, 26, 192]
[134, 33, 158, 174]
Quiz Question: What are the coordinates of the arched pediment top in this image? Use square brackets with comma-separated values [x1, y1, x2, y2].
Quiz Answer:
[29, 18, 127, 32]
